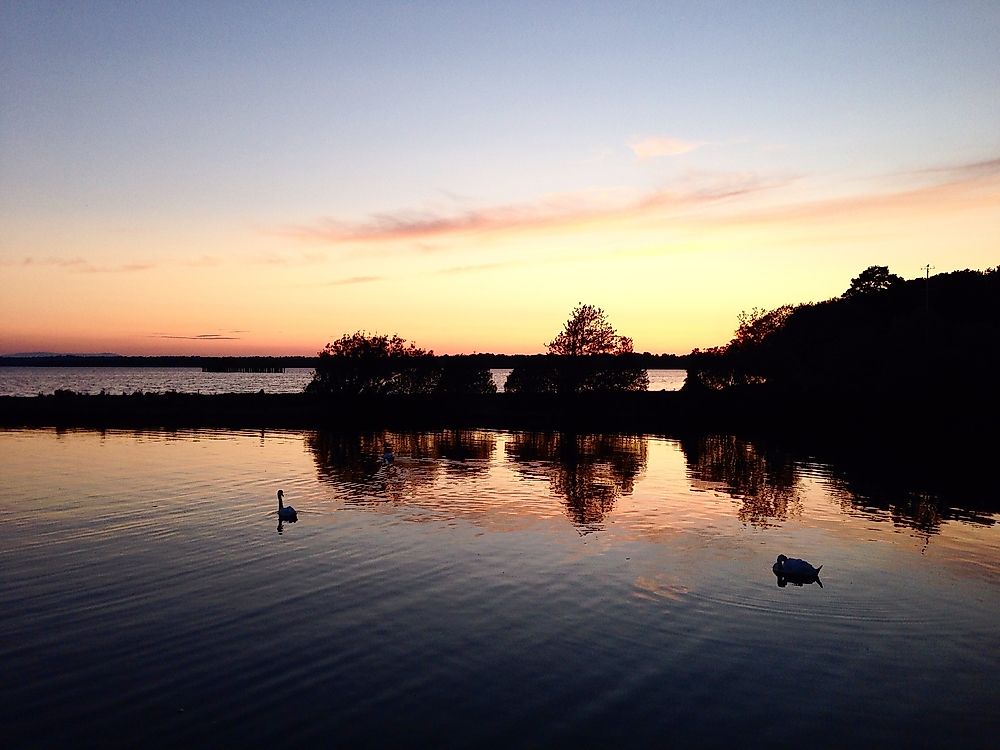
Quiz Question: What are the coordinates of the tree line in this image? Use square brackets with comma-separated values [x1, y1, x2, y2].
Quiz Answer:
[685, 265, 1000, 399]
[306, 304, 650, 396]
[306, 264, 999, 400]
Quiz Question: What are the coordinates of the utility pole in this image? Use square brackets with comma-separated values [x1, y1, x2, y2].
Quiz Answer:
[920, 264, 935, 387]
[921, 264, 934, 313]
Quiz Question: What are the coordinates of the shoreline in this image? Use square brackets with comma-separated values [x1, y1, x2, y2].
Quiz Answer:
[1, 391, 688, 431]
[1, 389, 989, 443]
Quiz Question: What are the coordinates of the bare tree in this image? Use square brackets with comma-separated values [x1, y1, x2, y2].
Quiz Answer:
[732, 305, 794, 349]
[547, 303, 622, 356]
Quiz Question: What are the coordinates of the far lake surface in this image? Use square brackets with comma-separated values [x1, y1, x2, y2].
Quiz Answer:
[1, 428, 998, 748]
[0, 366, 688, 396]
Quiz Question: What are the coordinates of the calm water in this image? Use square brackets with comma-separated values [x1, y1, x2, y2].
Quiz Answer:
[0, 366, 686, 396]
[0, 366, 317, 396]
[2, 428, 998, 748]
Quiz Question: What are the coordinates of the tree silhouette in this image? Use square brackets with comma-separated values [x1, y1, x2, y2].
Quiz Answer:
[306, 332, 436, 395]
[433, 358, 498, 395]
[842, 265, 903, 299]
[731, 305, 794, 348]
[547, 303, 622, 356]
[686, 266, 1000, 399]
[503, 365, 559, 394]
[306, 333, 495, 396]
[684, 305, 793, 390]
[507, 304, 648, 394]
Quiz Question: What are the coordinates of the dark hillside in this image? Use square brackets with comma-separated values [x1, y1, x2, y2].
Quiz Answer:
[692, 267, 1000, 400]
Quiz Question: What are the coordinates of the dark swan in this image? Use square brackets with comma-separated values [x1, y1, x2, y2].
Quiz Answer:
[773, 554, 823, 587]
[277, 489, 297, 522]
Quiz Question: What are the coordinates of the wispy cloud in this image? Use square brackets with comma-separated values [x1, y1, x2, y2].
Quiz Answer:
[900, 156, 1000, 182]
[150, 333, 242, 340]
[326, 275, 382, 286]
[272, 154, 997, 263]
[628, 135, 705, 160]
[80, 262, 156, 273]
[252, 250, 328, 266]
[713, 159, 1000, 228]
[2, 256, 156, 273]
[2, 256, 88, 268]
[435, 261, 520, 276]
[280, 176, 780, 246]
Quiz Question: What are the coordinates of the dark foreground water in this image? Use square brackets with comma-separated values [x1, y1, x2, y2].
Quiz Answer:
[1, 428, 998, 748]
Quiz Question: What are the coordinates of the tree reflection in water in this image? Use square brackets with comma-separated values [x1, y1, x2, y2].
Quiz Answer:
[306, 429, 997, 539]
[681, 434, 802, 527]
[306, 430, 495, 503]
[682, 434, 999, 539]
[820, 460, 998, 538]
[505, 432, 647, 532]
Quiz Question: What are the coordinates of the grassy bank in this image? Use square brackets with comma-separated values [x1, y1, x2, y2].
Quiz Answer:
[1, 391, 687, 431]
[1, 388, 991, 444]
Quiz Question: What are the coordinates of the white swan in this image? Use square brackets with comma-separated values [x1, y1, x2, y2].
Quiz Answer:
[773, 554, 822, 577]
[277, 489, 297, 522]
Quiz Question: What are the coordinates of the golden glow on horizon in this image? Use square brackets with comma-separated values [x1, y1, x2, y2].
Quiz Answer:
[2, 166, 998, 356]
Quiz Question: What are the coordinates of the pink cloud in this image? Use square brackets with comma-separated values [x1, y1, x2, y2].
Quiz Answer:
[1, 256, 88, 268]
[628, 136, 705, 160]
[79, 262, 156, 274]
[150, 333, 242, 340]
[326, 275, 382, 285]
[279, 177, 778, 245]
[3, 257, 156, 273]
[272, 154, 997, 253]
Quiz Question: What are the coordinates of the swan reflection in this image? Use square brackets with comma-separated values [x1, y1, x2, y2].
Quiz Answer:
[774, 570, 823, 588]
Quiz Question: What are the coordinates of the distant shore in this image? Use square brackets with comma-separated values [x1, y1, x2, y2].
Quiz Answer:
[0, 353, 691, 369]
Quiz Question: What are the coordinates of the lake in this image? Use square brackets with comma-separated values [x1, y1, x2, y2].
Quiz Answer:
[0, 366, 687, 396]
[1, 427, 998, 748]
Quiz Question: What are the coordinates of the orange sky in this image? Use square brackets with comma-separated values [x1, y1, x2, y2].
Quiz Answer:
[2, 162, 996, 356]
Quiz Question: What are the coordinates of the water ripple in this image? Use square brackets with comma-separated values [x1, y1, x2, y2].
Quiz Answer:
[2, 427, 999, 749]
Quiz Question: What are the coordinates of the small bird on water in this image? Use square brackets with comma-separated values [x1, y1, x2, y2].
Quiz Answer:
[773, 554, 822, 586]
[773, 554, 822, 576]
[277, 489, 297, 522]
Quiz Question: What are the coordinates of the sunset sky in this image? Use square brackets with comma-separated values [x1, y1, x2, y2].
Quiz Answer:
[2, 2, 998, 355]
